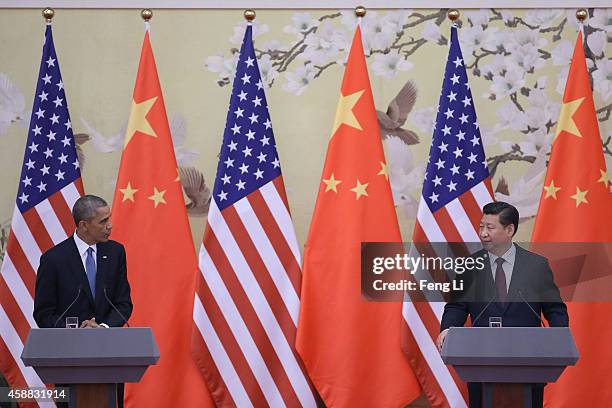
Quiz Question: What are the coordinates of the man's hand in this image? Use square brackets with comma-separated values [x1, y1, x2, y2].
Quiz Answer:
[436, 328, 449, 353]
[80, 317, 101, 328]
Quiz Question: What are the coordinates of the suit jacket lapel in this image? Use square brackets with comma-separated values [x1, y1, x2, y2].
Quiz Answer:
[67, 236, 95, 306]
[504, 243, 525, 313]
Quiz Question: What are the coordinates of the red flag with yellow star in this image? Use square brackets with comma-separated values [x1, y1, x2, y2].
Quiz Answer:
[295, 25, 421, 407]
[110, 30, 214, 407]
[532, 31, 612, 407]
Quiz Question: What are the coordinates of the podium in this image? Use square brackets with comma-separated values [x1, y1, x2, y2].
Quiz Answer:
[441, 327, 578, 408]
[22, 328, 159, 408]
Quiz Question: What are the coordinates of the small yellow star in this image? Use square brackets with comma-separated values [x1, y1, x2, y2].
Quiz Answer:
[148, 187, 167, 208]
[331, 89, 364, 136]
[543, 180, 561, 200]
[124, 96, 158, 148]
[555, 97, 584, 140]
[570, 186, 588, 207]
[119, 182, 138, 203]
[377, 161, 389, 180]
[350, 179, 369, 200]
[597, 169, 610, 188]
[322, 173, 342, 193]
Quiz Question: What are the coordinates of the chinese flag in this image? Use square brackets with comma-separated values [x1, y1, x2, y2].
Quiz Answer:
[295, 26, 421, 407]
[110, 31, 214, 407]
[532, 32, 612, 407]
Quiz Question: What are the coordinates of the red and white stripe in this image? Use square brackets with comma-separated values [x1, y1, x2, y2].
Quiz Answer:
[192, 178, 316, 408]
[0, 182, 81, 407]
[401, 180, 494, 408]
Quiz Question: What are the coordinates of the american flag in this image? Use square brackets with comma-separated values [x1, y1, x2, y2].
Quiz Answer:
[0, 24, 82, 405]
[191, 25, 316, 407]
[401, 25, 494, 408]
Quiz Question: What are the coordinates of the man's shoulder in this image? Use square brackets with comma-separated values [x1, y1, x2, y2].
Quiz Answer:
[98, 239, 125, 253]
[514, 244, 549, 265]
[42, 236, 76, 259]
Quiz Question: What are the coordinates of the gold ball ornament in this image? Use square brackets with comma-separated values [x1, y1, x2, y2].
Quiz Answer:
[244, 9, 256, 22]
[576, 9, 588, 23]
[355, 6, 366, 18]
[448, 9, 460, 22]
[141, 9, 153, 22]
[42, 8, 54, 21]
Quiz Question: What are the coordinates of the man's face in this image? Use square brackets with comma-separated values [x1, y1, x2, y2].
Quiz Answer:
[479, 213, 514, 254]
[80, 206, 112, 244]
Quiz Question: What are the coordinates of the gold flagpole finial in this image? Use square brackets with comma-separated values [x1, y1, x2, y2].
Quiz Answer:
[42, 8, 54, 22]
[141, 9, 153, 22]
[244, 9, 256, 22]
[448, 9, 460, 22]
[576, 9, 588, 23]
[355, 6, 366, 18]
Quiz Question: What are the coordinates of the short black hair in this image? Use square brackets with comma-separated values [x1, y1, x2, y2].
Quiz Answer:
[482, 201, 519, 236]
[72, 195, 108, 225]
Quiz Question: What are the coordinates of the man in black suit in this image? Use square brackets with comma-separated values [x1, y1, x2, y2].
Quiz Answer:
[436, 201, 568, 408]
[34, 194, 132, 328]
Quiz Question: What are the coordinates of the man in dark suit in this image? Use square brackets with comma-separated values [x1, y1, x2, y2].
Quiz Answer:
[436, 201, 568, 408]
[34, 194, 132, 408]
[34, 194, 132, 328]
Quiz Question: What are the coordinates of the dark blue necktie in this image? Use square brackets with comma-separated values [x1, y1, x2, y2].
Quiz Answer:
[495, 257, 507, 304]
[85, 247, 96, 300]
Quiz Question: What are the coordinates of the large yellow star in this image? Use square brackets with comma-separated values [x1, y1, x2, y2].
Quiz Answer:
[124, 96, 158, 148]
[322, 173, 342, 193]
[377, 161, 389, 181]
[555, 97, 584, 140]
[119, 182, 138, 203]
[350, 179, 369, 200]
[148, 187, 167, 208]
[332, 89, 364, 136]
[570, 186, 588, 207]
[597, 169, 610, 188]
[543, 180, 561, 200]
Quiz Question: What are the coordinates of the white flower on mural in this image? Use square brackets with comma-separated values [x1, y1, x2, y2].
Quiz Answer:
[490, 69, 525, 100]
[593, 59, 612, 102]
[257, 54, 279, 87]
[587, 30, 606, 57]
[384, 135, 425, 219]
[205, 53, 239, 85]
[80, 117, 125, 153]
[0, 73, 27, 136]
[523, 9, 564, 29]
[591, 9, 612, 33]
[409, 107, 435, 135]
[301, 21, 348, 65]
[169, 113, 199, 166]
[372, 51, 413, 79]
[284, 12, 319, 36]
[551, 40, 573, 66]
[465, 10, 492, 27]
[283, 64, 316, 96]
[422, 21, 443, 44]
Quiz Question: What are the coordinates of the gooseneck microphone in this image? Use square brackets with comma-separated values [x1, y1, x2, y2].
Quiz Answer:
[54, 286, 81, 328]
[103, 287, 130, 327]
[517, 289, 548, 327]
[471, 293, 497, 327]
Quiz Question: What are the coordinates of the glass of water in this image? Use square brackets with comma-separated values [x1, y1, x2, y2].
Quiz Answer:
[489, 317, 502, 328]
[65, 317, 78, 328]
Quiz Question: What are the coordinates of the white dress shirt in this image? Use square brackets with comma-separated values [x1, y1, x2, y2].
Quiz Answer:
[488, 243, 516, 292]
[73, 232, 97, 272]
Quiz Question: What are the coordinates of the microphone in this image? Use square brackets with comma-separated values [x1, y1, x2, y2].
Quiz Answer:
[517, 289, 547, 327]
[54, 286, 81, 328]
[471, 293, 497, 327]
[103, 287, 130, 327]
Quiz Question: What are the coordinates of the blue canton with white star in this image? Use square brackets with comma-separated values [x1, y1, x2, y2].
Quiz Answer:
[16, 25, 80, 213]
[423, 25, 490, 212]
[213, 25, 282, 211]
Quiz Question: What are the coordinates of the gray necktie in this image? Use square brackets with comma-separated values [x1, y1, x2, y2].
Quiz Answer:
[495, 257, 506, 304]
[85, 247, 96, 300]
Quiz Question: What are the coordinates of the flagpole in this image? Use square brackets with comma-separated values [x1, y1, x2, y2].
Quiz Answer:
[141, 8, 152, 32]
[42, 7, 54, 25]
[244, 8, 255, 25]
[576, 8, 587, 37]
